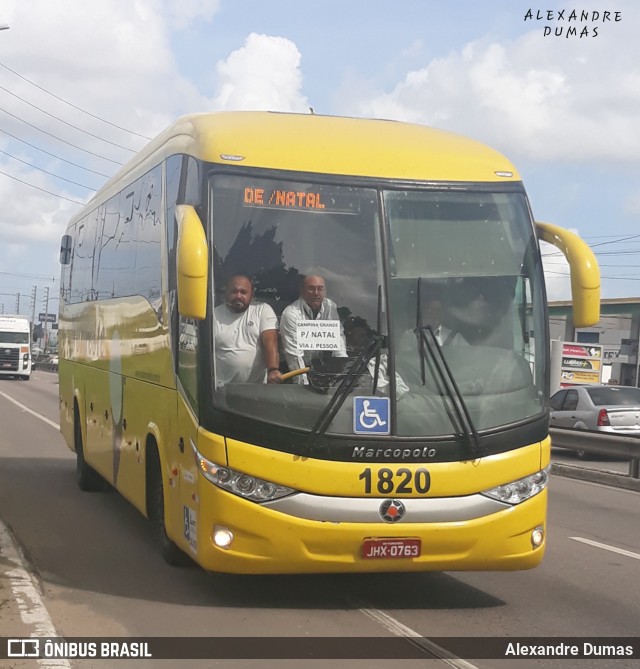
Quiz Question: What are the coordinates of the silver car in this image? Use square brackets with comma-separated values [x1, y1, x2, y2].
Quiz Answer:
[550, 384, 640, 458]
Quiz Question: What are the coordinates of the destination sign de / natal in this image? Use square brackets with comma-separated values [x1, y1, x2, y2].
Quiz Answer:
[242, 184, 360, 214]
[244, 187, 325, 211]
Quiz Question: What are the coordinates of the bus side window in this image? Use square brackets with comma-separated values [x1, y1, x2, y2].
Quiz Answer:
[178, 317, 199, 412]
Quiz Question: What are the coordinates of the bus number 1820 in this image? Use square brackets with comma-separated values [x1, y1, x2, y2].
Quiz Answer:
[358, 467, 431, 495]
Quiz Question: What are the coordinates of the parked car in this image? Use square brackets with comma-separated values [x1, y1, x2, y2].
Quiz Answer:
[550, 384, 640, 458]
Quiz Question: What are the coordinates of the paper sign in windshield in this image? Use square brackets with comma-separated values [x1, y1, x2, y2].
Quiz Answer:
[296, 320, 341, 350]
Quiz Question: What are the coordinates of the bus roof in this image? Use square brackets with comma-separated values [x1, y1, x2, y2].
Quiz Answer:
[83, 112, 521, 212]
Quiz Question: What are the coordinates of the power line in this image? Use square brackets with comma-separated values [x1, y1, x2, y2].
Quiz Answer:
[0, 168, 84, 204]
[0, 147, 96, 191]
[545, 270, 640, 281]
[0, 60, 151, 140]
[0, 104, 124, 165]
[0, 270, 55, 280]
[543, 249, 640, 258]
[0, 126, 111, 178]
[541, 233, 640, 257]
[0, 82, 137, 153]
[588, 234, 640, 248]
[582, 235, 640, 241]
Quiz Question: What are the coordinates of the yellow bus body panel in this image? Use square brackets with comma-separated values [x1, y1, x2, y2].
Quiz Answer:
[225, 437, 547, 497]
[194, 487, 546, 574]
[176, 432, 549, 574]
[85, 112, 521, 216]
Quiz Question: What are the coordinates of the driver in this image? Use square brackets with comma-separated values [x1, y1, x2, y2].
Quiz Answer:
[445, 276, 516, 345]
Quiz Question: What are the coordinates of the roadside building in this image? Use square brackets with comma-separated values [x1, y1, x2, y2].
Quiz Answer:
[549, 298, 640, 387]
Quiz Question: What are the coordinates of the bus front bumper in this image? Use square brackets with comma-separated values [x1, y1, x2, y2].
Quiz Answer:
[184, 486, 547, 574]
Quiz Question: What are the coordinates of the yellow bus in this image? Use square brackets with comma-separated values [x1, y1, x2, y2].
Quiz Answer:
[58, 112, 600, 574]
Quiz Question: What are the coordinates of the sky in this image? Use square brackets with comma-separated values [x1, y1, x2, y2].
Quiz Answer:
[0, 0, 638, 321]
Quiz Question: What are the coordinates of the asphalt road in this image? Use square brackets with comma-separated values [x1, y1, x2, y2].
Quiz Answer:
[1, 372, 639, 669]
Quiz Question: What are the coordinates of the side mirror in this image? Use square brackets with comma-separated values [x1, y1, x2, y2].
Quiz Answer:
[59, 234, 72, 265]
[535, 222, 600, 327]
[176, 205, 208, 320]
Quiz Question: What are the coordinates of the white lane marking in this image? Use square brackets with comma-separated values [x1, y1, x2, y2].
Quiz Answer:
[357, 604, 479, 669]
[0, 389, 59, 429]
[570, 536, 640, 560]
[0, 520, 71, 668]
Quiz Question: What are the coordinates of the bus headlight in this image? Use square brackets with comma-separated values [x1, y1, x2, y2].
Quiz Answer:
[481, 466, 549, 505]
[193, 448, 296, 502]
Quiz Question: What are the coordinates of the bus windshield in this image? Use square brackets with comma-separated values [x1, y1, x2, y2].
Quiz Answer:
[209, 174, 546, 441]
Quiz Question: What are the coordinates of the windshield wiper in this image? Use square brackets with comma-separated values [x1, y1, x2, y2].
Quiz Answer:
[415, 278, 482, 458]
[308, 335, 383, 442]
[371, 284, 383, 394]
[309, 286, 384, 443]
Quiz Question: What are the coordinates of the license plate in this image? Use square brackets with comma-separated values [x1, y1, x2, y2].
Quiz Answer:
[2, 363, 12, 368]
[362, 538, 421, 559]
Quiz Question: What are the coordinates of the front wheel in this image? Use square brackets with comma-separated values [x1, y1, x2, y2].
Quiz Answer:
[147, 448, 186, 566]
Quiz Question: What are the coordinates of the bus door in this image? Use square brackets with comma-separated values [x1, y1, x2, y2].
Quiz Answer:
[172, 316, 205, 557]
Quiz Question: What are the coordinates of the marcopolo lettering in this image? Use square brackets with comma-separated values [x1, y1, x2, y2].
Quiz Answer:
[352, 446, 437, 460]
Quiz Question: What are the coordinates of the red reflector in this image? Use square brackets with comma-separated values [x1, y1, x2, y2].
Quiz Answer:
[597, 408, 610, 427]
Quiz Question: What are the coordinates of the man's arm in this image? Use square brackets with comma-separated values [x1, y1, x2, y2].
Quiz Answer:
[279, 307, 305, 371]
[260, 328, 282, 384]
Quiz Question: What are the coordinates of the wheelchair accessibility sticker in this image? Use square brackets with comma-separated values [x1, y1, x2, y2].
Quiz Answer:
[354, 396, 390, 435]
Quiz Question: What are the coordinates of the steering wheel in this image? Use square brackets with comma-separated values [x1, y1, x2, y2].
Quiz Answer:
[280, 367, 310, 381]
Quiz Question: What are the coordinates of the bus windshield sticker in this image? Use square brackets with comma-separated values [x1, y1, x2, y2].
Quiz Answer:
[183, 506, 198, 554]
[353, 397, 390, 435]
[296, 320, 342, 350]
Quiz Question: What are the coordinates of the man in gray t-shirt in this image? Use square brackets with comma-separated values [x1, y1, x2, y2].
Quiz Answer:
[214, 275, 282, 386]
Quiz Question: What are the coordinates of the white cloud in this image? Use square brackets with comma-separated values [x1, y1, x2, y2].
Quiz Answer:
[0, 4, 309, 309]
[210, 33, 309, 112]
[356, 3, 640, 163]
[0, 0, 212, 306]
[624, 195, 640, 218]
[541, 241, 572, 301]
[158, 0, 221, 29]
[2, 1, 205, 134]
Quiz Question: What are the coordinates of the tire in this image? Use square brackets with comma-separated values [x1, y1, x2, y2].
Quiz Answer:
[147, 446, 186, 566]
[75, 407, 107, 492]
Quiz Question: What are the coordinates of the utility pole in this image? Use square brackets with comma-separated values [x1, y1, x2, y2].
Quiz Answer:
[30, 285, 37, 330]
[15, 292, 20, 314]
[43, 286, 50, 349]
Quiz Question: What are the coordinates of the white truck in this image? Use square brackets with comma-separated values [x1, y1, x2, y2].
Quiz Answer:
[0, 316, 32, 380]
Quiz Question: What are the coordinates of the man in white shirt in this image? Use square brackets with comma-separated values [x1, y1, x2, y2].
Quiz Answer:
[279, 275, 346, 383]
[400, 296, 467, 350]
[214, 275, 282, 386]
